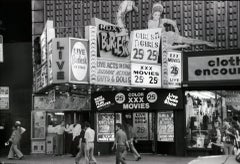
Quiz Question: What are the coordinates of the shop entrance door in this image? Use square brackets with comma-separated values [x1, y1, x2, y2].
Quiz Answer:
[121, 111, 156, 153]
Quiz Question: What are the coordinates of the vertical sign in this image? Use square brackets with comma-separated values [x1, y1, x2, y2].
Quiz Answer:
[0, 87, 9, 109]
[85, 26, 97, 84]
[0, 35, 3, 62]
[133, 112, 148, 140]
[97, 113, 115, 142]
[157, 111, 174, 142]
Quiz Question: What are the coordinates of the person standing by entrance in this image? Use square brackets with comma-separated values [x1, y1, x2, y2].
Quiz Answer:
[84, 121, 97, 164]
[55, 120, 66, 156]
[6, 125, 24, 160]
[75, 125, 86, 164]
[112, 123, 130, 164]
[125, 122, 141, 161]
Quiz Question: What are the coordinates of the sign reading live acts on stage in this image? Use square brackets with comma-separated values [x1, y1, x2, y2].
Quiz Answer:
[131, 63, 161, 88]
[51, 37, 89, 84]
[130, 28, 161, 64]
[188, 54, 240, 81]
[92, 90, 182, 111]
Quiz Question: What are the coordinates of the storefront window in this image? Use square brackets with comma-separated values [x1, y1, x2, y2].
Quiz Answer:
[185, 90, 240, 149]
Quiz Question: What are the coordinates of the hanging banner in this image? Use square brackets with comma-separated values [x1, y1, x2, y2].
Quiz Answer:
[131, 63, 161, 88]
[157, 111, 174, 142]
[133, 112, 148, 140]
[162, 51, 182, 88]
[130, 28, 161, 64]
[97, 113, 115, 142]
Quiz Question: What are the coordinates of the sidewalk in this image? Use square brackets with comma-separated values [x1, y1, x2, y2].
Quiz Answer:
[0, 154, 195, 164]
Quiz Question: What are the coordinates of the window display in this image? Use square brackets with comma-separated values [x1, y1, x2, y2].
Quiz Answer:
[185, 90, 240, 149]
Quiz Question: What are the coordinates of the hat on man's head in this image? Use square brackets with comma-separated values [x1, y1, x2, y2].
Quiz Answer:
[152, 2, 164, 14]
[15, 121, 21, 125]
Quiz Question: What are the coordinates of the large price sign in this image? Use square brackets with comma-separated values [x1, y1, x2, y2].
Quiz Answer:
[131, 63, 161, 88]
[130, 28, 161, 64]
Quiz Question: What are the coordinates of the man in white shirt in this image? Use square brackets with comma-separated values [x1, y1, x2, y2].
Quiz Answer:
[84, 121, 97, 164]
[66, 120, 81, 157]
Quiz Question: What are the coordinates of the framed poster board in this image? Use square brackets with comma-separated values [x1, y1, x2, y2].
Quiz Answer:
[0, 87, 9, 110]
[133, 112, 149, 140]
[97, 113, 114, 142]
[31, 111, 46, 139]
[157, 111, 174, 142]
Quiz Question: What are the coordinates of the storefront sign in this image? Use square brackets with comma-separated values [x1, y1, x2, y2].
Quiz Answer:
[131, 63, 161, 88]
[70, 38, 89, 83]
[130, 28, 161, 64]
[188, 54, 240, 81]
[85, 26, 98, 84]
[35, 63, 48, 92]
[162, 51, 182, 88]
[91, 17, 130, 62]
[51, 37, 89, 84]
[97, 113, 115, 142]
[96, 59, 131, 86]
[0, 87, 9, 109]
[157, 111, 174, 142]
[133, 112, 148, 140]
[92, 90, 183, 111]
[40, 20, 55, 65]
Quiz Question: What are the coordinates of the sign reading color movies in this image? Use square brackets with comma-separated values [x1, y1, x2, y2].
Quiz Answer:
[188, 54, 240, 81]
[131, 63, 161, 88]
[130, 28, 161, 64]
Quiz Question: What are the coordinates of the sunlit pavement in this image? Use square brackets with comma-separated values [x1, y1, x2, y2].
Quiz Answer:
[0, 154, 195, 164]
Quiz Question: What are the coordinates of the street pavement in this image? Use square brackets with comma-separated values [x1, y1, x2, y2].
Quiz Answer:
[0, 154, 195, 164]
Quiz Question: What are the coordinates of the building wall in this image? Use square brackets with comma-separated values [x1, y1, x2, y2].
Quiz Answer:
[32, 0, 240, 52]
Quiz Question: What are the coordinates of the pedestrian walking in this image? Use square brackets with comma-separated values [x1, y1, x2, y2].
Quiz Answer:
[125, 122, 141, 161]
[222, 119, 236, 155]
[209, 120, 222, 155]
[84, 121, 97, 164]
[55, 120, 66, 156]
[112, 123, 130, 164]
[75, 124, 86, 164]
[6, 125, 24, 160]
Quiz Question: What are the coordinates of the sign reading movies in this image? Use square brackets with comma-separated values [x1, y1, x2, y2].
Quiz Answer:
[92, 90, 182, 111]
[130, 28, 161, 64]
[188, 54, 240, 81]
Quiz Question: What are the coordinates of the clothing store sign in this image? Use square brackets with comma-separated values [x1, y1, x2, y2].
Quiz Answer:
[131, 63, 161, 88]
[0, 87, 9, 110]
[92, 90, 183, 111]
[130, 28, 161, 64]
[188, 54, 240, 81]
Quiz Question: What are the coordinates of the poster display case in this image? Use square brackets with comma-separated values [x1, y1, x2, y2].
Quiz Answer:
[97, 113, 115, 142]
[157, 111, 174, 142]
[31, 111, 46, 139]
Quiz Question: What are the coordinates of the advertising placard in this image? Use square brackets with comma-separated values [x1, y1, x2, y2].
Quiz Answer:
[97, 113, 115, 142]
[133, 112, 148, 140]
[35, 63, 48, 92]
[52, 38, 69, 83]
[0, 87, 9, 109]
[40, 20, 55, 65]
[131, 63, 161, 88]
[85, 26, 97, 84]
[32, 111, 46, 139]
[92, 90, 182, 111]
[188, 54, 240, 81]
[47, 40, 53, 84]
[162, 51, 182, 88]
[96, 59, 131, 86]
[69, 38, 89, 84]
[157, 111, 174, 142]
[130, 28, 161, 64]
[91, 17, 130, 62]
